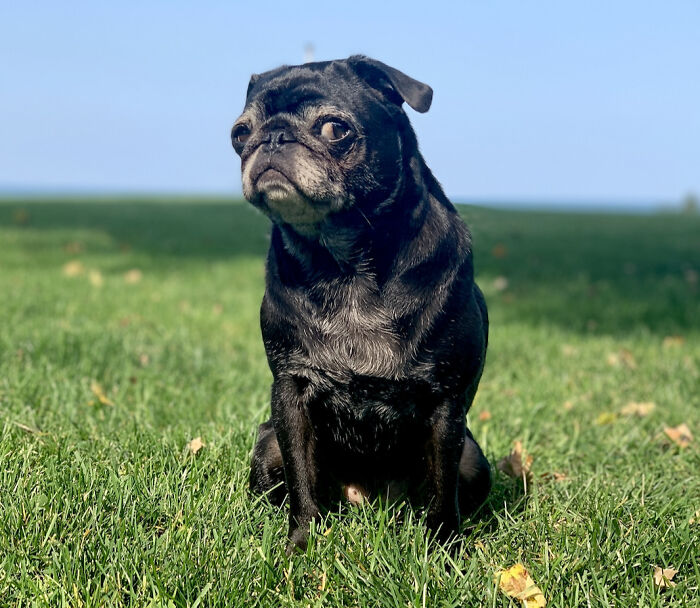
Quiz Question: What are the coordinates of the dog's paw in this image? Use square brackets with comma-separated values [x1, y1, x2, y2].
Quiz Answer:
[285, 527, 310, 556]
[427, 509, 461, 544]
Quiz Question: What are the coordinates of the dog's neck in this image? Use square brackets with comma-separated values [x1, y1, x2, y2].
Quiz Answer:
[272, 151, 458, 286]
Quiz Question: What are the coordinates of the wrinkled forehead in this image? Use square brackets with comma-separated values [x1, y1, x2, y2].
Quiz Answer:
[241, 61, 371, 120]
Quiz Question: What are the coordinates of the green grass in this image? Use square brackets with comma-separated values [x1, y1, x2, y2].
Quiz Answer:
[1, 197, 698, 607]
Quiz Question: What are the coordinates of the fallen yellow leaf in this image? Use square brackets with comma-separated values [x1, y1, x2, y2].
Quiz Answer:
[595, 412, 618, 425]
[495, 563, 546, 608]
[493, 276, 509, 291]
[607, 349, 637, 369]
[620, 401, 655, 417]
[662, 335, 684, 348]
[663, 423, 693, 448]
[88, 270, 103, 287]
[540, 471, 567, 482]
[689, 509, 700, 525]
[606, 352, 619, 366]
[497, 440, 533, 482]
[652, 566, 677, 589]
[63, 260, 85, 277]
[187, 437, 205, 455]
[90, 381, 114, 406]
[124, 269, 143, 284]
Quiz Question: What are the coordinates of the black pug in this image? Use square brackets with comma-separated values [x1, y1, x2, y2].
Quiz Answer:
[231, 56, 490, 552]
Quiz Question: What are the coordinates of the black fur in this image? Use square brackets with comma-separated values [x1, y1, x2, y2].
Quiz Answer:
[232, 56, 490, 552]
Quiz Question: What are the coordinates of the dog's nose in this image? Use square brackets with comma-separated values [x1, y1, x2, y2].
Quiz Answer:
[263, 127, 296, 151]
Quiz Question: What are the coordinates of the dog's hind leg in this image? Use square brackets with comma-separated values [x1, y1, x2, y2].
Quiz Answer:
[249, 419, 287, 505]
[458, 426, 491, 516]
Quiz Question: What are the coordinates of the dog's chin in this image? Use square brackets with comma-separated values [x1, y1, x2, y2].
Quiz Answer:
[255, 170, 330, 235]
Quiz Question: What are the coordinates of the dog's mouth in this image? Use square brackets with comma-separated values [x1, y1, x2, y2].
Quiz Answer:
[255, 167, 293, 190]
[255, 166, 302, 205]
[253, 167, 329, 230]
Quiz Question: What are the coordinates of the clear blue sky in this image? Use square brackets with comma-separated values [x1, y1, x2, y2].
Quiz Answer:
[1, 1, 698, 205]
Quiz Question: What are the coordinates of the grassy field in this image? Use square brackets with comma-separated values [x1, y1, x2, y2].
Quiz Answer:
[1, 198, 698, 607]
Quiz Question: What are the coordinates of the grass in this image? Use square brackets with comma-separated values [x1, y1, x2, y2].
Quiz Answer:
[0, 197, 698, 607]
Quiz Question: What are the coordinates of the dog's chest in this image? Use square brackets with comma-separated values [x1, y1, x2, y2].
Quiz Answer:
[296, 274, 405, 379]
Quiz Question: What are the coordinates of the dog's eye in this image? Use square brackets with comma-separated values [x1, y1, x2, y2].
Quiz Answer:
[320, 120, 350, 142]
[231, 124, 251, 147]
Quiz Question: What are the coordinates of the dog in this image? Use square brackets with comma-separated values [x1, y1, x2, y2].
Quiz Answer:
[231, 56, 490, 552]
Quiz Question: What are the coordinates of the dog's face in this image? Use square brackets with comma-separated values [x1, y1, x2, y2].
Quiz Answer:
[231, 56, 432, 235]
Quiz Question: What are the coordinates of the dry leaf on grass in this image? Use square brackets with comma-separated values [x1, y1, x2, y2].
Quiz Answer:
[493, 276, 509, 291]
[498, 440, 533, 482]
[540, 471, 567, 482]
[88, 270, 103, 287]
[478, 410, 492, 421]
[663, 423, 693, 448]
[653, 566, 677, 589]
[187, 437, 205, 455]
[606, 349, 637, 369]
[689, 510, 700, 525]
[491, 243, 508, 259]
[620, 401, 655, 417]
[62, 260, 85, 277]
[595, 412, 618, 425]
[124, 269, 143, 284]
[662, 335, 685, 348]
[90, 381, 114, 406]
[495, 563, 546, 607]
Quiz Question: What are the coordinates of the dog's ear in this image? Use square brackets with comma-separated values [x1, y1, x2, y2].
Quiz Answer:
[347, 56, 433, 113]
[246, 73, 261, 98]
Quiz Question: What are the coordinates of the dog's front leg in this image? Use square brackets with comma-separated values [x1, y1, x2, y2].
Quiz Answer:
[425, 399, 466, 542]
[270, 377, 320, 554]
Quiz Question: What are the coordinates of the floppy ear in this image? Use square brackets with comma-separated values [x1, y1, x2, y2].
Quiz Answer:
[246, 73, 261, 98]
[347, 55, 433, 113]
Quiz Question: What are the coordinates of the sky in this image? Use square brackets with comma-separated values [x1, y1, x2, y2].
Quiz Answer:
[1, 1, 698, 206]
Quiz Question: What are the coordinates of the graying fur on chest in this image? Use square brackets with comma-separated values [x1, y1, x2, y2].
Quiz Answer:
[291, 274, 410, 379]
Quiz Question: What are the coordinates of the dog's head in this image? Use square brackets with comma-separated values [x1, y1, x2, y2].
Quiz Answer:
[231, 56, 432, 235]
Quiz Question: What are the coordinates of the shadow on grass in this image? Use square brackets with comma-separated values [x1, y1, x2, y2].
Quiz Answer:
[1, 198, 698, 335]
[0, 197, 270, 259]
